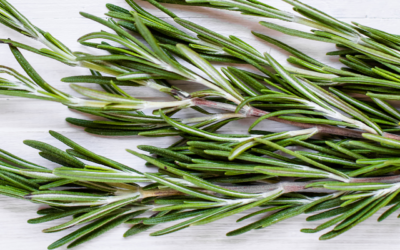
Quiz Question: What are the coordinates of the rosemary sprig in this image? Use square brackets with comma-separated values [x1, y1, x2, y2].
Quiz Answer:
[2, 0, 400, 140]
[2, 130, 400, 247]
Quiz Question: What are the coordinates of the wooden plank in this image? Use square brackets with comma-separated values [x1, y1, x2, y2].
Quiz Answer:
[1, 0, 400, 249]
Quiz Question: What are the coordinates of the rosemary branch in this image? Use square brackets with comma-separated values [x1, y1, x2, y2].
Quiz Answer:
[1, 129, 400, 247]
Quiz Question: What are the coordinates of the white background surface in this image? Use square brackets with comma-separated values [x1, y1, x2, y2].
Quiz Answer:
[1, 0, 400, 249]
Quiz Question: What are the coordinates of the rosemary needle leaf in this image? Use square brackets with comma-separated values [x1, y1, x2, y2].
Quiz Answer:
[43, 197, 139, 233]
[48, 211, 130, 249]
[159, 111, 249, 142]
[133, 12, 178, 66]
[0, 172, 38, 192]
[67, 211, 145, 249]
[28, 207, 98, 224]
[363, 133, 400, 149]
[39, 179, 75, 190]
[193, 191, 284, 227]
[305, 201, 360, 222]
[38, 152, 79, 169]
[255, 138, 349, 180]
[325, 141, 366, 160]
[259, 22, 335, 44]
[150, 204, 238, 236]
[304, 195, 369, 230]
[378, 202, 400, 222]
[229, 194, 335, 236]
[49, 131, 139, 173]
[297, 151, 361, 168]
[182, 175, 261, 198]
[23, 140, 85, 168]
[144, 173, 225, 202]
[61, 75, 139, 86]
[0, 149, 45, 170]
[124, 223, 155, 237]
[143, 209, 210, 225]
[249, 109, 325, 131]
[0, 185, 30, 200]
[85, 128, 142, 136]
[137, 145, 192, 163]
[321, 190, 400, 240]
[305, 197, 345, 214]
[53, 167, 147, 183]
[36, 208, 64, 215]
[236, 205, 291, 222]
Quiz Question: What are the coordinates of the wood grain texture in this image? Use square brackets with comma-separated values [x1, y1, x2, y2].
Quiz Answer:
[1, 0, 400, 249]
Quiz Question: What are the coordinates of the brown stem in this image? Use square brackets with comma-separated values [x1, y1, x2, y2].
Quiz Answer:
[193, 98, 400, 140]
[141, 189, 182, 198]
[382, 132, 400, 140]
[141, 175, 400, 198]
[224, 181, 327, 193]
[351, 175, 400, 183]
[225, 174, 400, 193]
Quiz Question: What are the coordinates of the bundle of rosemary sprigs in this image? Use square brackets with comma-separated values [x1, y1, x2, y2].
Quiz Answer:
[2, 0, 400, 248]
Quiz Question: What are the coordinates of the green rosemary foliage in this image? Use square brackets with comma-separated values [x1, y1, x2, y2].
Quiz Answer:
[1, 130, 400, 247]
[3, 0, 400, 140]
[2, 0, 400, 247]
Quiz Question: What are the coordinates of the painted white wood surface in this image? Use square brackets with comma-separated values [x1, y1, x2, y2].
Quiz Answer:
[1, 0, 400, 249]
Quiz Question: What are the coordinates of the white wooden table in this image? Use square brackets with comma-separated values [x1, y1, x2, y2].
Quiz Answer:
[1, 0, 400, 249]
